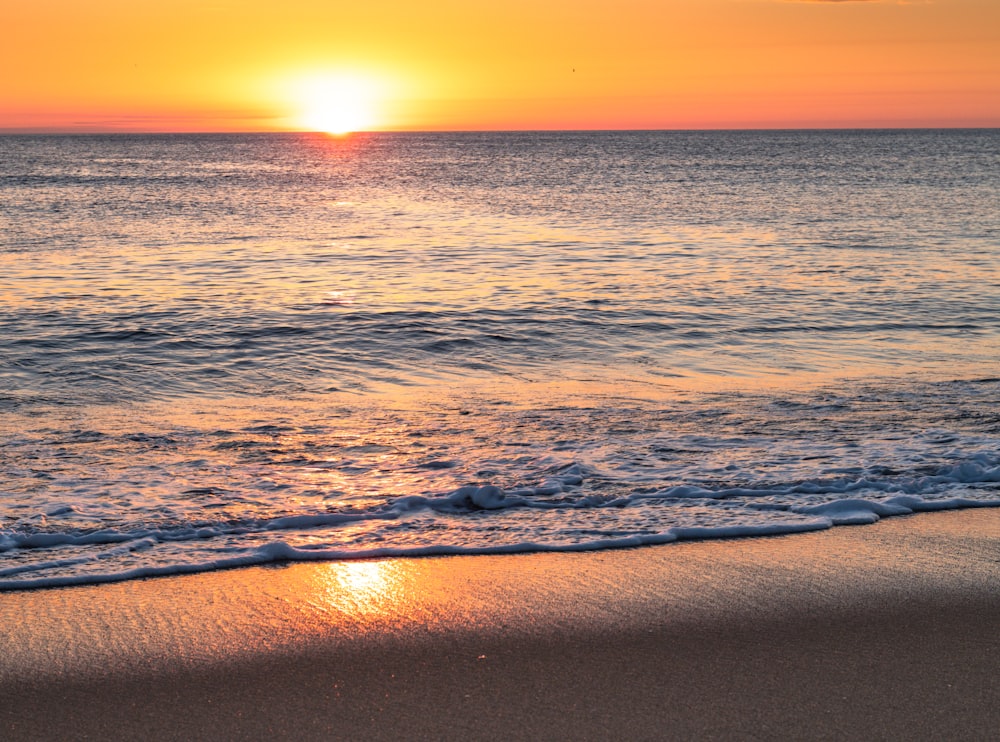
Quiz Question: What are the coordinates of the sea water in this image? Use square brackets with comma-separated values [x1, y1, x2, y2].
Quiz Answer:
[1, 130, 998, 590]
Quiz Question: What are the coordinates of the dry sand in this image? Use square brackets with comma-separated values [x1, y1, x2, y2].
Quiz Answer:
[2, 508, 999, 740]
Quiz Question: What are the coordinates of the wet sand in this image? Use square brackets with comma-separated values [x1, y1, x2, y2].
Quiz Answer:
[2, 508, 999, 740]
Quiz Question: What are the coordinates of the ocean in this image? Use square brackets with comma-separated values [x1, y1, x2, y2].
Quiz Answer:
[1, 129, 998, 590]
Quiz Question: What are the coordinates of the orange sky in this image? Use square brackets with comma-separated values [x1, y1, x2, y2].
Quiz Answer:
[2, 0, 998, 132]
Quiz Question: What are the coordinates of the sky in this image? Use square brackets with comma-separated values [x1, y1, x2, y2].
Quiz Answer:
[2, 0, 998, 132]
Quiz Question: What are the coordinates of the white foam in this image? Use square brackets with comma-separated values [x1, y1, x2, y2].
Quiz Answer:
[3, 492, 998, 591]
[3, 378, 1000, 591]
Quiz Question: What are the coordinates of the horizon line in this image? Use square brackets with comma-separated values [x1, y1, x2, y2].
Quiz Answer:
[2, 124, 999, 136]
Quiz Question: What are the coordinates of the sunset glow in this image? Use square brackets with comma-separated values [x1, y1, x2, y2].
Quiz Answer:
[2, 0, 998, 132]
[295, 75, 380, 135]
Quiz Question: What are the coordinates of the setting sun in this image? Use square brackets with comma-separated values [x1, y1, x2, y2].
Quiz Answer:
[297, 75, 378, 135]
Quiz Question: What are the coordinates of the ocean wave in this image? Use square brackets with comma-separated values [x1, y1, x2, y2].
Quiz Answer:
[5, 496, 999, 592]
[2, 455, 999, 591]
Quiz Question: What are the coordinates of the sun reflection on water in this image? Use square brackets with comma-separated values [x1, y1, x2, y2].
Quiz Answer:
[308, 560, 405, 619]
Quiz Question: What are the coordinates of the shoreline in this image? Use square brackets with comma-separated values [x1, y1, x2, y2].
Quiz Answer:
[3, 508, 999, 740]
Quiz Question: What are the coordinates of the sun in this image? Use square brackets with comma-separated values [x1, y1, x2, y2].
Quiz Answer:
[298, 75, 377, 135]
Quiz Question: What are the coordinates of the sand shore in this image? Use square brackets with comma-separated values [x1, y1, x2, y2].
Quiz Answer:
[2, 508, 999, 740]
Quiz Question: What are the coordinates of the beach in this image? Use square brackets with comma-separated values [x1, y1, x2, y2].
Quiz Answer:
[4, 10, 999, 738]
[3, 507, 998, 740]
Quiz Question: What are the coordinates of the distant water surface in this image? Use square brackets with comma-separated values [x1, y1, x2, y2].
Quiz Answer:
[1, 130, 998, 589]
